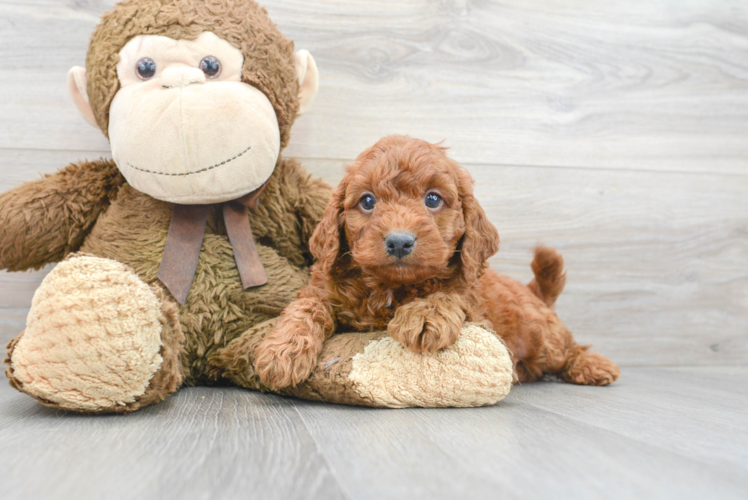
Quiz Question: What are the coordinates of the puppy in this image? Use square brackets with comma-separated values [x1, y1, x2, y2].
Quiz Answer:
[254, 135, 620, 389]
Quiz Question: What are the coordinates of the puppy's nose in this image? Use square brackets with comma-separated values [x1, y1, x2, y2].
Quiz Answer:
[385, 231, 416, 259]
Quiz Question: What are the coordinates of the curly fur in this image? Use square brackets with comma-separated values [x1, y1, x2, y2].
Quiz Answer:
[255, 136, 620, 389]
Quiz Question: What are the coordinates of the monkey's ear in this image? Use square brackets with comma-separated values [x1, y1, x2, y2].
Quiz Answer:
[293, 50, 319, 115]
[67, 66, 98, 128]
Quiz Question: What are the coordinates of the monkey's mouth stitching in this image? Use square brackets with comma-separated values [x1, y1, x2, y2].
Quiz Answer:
[124, 145, 252, 177]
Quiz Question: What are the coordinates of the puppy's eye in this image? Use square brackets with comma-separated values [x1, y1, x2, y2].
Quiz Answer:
[200, 56, 222, 78]
[136, 57, 157, 80]
[425, 192, 443, 209]
[359, 194, 376, 211]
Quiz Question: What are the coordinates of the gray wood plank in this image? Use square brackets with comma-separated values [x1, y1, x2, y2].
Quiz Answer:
[0, 385, 348, 500]
[1, 350, 746, 500]
[472, 164, 748, 367]
[291, 376, 748, 500]
[512, 367, 748, 471]
[0, 268, 51, 308]
[2, 149, 746, 366]
[0, 308, 27, 341]
[1, 1, 748, 173]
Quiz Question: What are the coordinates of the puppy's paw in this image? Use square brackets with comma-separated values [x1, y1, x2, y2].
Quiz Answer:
[388, 294, 466, 353]
[562, 350, 620, 386]
[254, 333, 321, 390]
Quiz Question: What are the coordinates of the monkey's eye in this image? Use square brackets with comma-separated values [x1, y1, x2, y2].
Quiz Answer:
[425, 192, 443, 209]
[200, 56, 222, 78]
[359, 194, 376, 211]
[136, 57, 157, 80]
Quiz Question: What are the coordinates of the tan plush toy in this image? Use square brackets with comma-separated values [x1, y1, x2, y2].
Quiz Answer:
[1, 0, 514, 413]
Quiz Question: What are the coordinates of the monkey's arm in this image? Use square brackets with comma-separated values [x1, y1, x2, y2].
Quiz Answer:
[0, 159, 125, 271]
[264, 157, 332, 266]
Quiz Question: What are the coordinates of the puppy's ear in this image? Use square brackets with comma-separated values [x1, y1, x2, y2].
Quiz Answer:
[457, 168, 500, 283]
[309, 177, 348, 275]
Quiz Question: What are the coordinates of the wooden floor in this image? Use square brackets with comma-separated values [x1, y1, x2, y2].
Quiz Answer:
[1, 1, 747, 498]
[1, 362, 746, 500]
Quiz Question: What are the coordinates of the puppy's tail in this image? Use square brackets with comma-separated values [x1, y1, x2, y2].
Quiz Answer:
[527, 246, 566, 308]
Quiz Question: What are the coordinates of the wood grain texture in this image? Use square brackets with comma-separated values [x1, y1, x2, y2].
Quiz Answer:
[511, 366, 748, 468]
[0, 309, 26, 341]
[473, 164, 748, 367]
[1, 362, 747, 500]
[292, 387, 748, 500]
[1, 1, 748, 173]
[0, 385, 346, 500]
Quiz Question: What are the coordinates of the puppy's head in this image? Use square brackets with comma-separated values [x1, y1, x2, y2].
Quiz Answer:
[310, 135, 499, 286]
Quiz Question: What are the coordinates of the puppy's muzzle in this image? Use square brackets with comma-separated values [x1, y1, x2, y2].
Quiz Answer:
[385, 231, 416, 259]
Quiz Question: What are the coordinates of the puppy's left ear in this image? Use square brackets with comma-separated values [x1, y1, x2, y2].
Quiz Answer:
[458, 170, 499, 283]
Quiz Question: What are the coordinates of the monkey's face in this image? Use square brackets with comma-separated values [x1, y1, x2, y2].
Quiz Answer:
[69, 31, 318, 205]
[108, 32, 279, 204]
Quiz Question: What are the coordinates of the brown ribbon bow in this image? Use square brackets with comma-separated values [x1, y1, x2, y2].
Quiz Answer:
[157, 183, 269, 305]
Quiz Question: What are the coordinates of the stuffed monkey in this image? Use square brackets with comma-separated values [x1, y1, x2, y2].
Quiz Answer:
[2, 0, 513, 412]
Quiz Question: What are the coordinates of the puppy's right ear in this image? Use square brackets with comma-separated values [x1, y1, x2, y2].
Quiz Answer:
[309, 177, 348, 275]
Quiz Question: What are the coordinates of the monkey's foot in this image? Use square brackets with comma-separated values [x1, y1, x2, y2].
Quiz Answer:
[5, 254, 184, 413]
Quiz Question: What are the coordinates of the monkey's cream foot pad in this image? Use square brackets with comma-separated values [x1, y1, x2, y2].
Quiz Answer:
[6, 255, 166, 412]
[288, 324, 515, 408]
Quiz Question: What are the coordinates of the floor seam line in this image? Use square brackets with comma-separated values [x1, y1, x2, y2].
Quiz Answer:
[2, 147, 747, 179]
[289, 401, 356, 500]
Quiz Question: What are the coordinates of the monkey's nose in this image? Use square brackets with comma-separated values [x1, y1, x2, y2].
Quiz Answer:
[161, 67, 206, 88]
[385, 231, 416, 259]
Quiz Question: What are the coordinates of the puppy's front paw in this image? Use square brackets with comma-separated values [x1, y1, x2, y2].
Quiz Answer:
[254, 334, 320, 390]
[388, 295, 466, 353]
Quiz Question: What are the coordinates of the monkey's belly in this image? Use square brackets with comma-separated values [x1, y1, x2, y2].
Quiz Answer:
[79, 186, 310, 383]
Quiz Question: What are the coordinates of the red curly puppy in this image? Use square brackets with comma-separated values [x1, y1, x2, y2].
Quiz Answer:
[255, 135, 620, 389]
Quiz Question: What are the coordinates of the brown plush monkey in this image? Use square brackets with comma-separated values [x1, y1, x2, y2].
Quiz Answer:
[2, 0, 513, 412]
